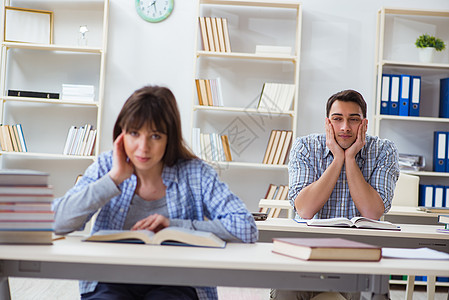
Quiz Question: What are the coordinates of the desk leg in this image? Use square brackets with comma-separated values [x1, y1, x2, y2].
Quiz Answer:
[360, 275, 390, 300]
[0, 277, 11, 300]
[427, 276, 436, 300]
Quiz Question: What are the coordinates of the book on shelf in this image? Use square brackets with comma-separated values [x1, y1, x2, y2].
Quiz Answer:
[84, 227, 226, 248]
[62, 84, 95, 102]
[258, 83, 295, 112]
[63, 124, 96, 156]
[195, 78, 223, 107]
[0, 194, 54, 203]
[0, 230, 53, 245]
[272, 237, 382, 261]
[0, 124, 28, 153]
[198, 17, 231, 53]
[262, 130, 293, 165]
[7, 89, 59, 99]
[259, 184, 288, 218]
[192, 129, 232, 162]
[306, 217, 400, 230]
[0, 185, 53, 196]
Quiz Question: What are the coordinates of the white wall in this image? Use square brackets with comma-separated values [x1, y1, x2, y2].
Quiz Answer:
[102, 0, 449, 153]
[97, 0, 449, 210]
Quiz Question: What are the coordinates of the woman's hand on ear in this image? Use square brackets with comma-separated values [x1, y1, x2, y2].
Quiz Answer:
[109, 132, 134, 185]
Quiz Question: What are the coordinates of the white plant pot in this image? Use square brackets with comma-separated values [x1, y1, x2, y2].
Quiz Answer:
[418, 47, 436, 63]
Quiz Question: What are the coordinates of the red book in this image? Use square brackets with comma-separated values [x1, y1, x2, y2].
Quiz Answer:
[272, 238, 381, 261]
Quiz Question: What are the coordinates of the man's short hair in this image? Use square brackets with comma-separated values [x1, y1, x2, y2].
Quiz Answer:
[326, 89, 367, 118]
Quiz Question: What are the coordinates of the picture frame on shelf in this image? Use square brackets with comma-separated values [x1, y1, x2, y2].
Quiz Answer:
[4, 6, 54, 44]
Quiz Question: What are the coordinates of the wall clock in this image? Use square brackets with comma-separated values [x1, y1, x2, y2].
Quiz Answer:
[135, 0, 174, 23]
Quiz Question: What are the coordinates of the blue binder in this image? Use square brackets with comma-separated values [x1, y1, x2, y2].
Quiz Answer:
[434, 131, 447, 172]
[398, 75, 411, 116]
[409, 76, 421, 116]
[434, 185, 445, 208]
[440, 77, 449, 118]
[380, 74, 391, 115]
[389, 75, 400, 115]
[419, 184, 434, 207]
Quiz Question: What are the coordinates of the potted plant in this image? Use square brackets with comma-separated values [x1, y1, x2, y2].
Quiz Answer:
[415, 34, 446, 63]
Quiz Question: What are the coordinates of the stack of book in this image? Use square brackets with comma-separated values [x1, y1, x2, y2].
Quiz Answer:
[0, 124, 27, 153]
[198, 17, 231, 52]
[63, 124, 97, 156]
[262, 130, 293, 165]
[62, 84, 95, 102]
[0, 169, 54, 244]
[195, 78, 224, 106]
[257, 83, 295, 112]
[191, 128, 232, 162]
[419, 184, 449, 209]
[259, 184, 289, 218]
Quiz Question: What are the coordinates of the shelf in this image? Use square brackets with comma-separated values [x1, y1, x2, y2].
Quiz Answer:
[401, 170, 449, 178]
[2, 42, 103, 54]
[380, 60, 449, 70]
[375, 114, 449, 123]
[197, 50, 297, 62]
[193, 105, 295, 116]
[207, 160, 288, 170]
[200, 0, 301, 9]
[0, 151, 95, 160]
[1, 96, 99, 107]
[390, 279, 449, 287]
[382, 7, 449, 18]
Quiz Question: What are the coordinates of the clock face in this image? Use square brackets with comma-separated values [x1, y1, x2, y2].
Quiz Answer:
[136, 0, 174, 23]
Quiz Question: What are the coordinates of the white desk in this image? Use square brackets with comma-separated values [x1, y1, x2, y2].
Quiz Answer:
[256, 219, 449, 253]
[1, 237, 449, 300]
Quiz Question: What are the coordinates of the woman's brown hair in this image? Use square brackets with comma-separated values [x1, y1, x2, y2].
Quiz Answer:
[113, 85, 196, 166]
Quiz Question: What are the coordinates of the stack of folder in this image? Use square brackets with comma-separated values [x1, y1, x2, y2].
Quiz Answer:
[380, 74, 421, 116]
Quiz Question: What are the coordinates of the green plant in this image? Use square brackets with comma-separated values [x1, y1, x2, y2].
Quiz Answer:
[415, 34, 446, 51]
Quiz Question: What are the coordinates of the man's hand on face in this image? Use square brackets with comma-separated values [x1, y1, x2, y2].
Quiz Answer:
[345, 119, 367, 159]
[325, 118, 344, 160]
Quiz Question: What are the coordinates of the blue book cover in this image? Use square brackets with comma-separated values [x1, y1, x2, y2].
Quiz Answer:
[398, 75, 411, 116]
[419, 184, 434, 207]
[440, 77, 449, 118]
[380, 74, 390, 115]
[434, 131, 447, 172]
[409, 76, 421, 116]
[389, 75, 400, 115]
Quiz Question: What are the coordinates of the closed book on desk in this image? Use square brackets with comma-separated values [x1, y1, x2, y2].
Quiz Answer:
[272, 238, 381, 261]
[84, 227, 226, 248]
[0, 230, 53, 245]
[306, 217, 400, 230]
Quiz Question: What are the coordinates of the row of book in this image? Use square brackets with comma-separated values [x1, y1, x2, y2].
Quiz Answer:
[433, 131, 449, 172]
[0, 169, 54, 245]
[259, 184, 289, 218]
[191, 128, 232, 162]
[419, 184, 449, 208]
[0, 124, 27, 153]
[195, 78, 224, 106]
[380, 74, 421, 116]
[262, 130, 293, 165]
[258, 83, 295, 112]
[62, 84, 95, 102]
[63, 124, 97, 156]
[198, 17, 231, 53]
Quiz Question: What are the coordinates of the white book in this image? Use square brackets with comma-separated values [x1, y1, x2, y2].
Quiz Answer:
[63, 126, 76, 155]
[191, 128, 201, 158]
[69, 128, 82, 155]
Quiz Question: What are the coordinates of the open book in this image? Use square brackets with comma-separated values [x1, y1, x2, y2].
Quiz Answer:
[84, 227, 226, 248]
[306, 217, 400, 230]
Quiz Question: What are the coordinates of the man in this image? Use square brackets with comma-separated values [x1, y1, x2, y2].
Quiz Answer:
[271, 89, 399, 300]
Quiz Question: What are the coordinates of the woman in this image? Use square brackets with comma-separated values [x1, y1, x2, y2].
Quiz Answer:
[53, 85, 258, 300]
